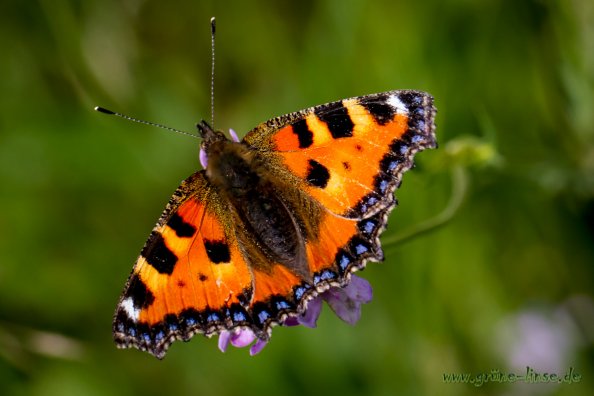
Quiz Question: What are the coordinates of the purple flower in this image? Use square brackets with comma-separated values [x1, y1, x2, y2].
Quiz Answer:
[321, 275, 373, 325]
[218, 327, 267, 356]
[218, 274, 373, 355]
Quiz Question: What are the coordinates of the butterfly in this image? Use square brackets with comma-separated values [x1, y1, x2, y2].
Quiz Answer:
[113, 90, 437, 358]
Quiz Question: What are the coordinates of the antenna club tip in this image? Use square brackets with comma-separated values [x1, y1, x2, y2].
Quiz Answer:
[210, 17, 216, 33]
[95, 106, 115, 115]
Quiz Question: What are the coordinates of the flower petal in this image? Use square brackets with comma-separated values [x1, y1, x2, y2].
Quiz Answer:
[283, 296, 323, 327]
[283, 316, 300, 326]
[230, 329, 256, 348]
[218, 330, 231, 353]
[249, 338, 268, 356]
[344, 275, 373, 303]
[323, 276, 373, 325]
[229, 128, 240, 142]
[199, 147, 208, 169]
[323, 289, 361, 325]
[297, 296, 323, 328]
[218, 276, 373, 355]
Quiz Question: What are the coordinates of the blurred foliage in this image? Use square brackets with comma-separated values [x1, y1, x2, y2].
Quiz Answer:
[1, 0, 593, 395]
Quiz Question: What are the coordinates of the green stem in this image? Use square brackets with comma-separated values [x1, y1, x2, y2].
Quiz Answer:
[383, 165, 468, 247]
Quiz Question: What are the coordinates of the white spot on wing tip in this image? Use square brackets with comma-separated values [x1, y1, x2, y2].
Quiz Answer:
[121, 297, 140, 321]
[387, 94, 409, 114]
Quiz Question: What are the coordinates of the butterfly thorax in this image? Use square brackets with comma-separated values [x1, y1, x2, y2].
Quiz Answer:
[205, 140, 258, 190]
[204, 133, 310, 280]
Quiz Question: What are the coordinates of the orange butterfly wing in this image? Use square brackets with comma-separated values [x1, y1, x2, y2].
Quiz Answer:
[114, 172, 257, 358]
[241, 90, 435, 327]
[244, 90, 436, 218]
[244, 89, 435, 279]
[114, 90, 436, 359]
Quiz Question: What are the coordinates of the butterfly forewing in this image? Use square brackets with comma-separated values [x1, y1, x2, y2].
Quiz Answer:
[243, 90, 436, 218]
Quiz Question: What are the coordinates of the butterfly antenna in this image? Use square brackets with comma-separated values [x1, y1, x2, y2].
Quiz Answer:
[94, 106, 199, 139]
[210, 16, 216, 129]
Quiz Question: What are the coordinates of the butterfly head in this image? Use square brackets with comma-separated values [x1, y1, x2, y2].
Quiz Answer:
[196, 119, 232, 169]
[197, 120, 228, 147]
[195, 120, 257, 190]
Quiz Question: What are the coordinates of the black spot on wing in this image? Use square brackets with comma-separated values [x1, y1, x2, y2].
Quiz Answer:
[142, 232, 178, 274]
[113, 309, 134, 336]
[204, 239, 231, 264]
[313, 269, 338, 285]
[237, 287, 253, 307]
[305, 159, 330, 189]
[396, 92, 434, 143]
[314, 101, 354, 139]
[359, 93, 397, 125]
[163, 314, 179, 334]
[126, 274, 155, 309]
[350, 191, 388, 217]
[227, 303, 252, 327]
[178, 308, 200, 333]
[376, 130, 413, 175]
[293, 282, 313, 302]
[291, 119, 313, 148]
[252, 302, 272, 328]
[168, 213, 197, 238]
[335, 248, 356, 277]
[251, 294, 298, 329]
[389, 131, 413, 159]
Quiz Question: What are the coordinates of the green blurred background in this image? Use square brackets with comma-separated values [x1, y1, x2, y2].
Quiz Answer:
[1, 0, 593, 395]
